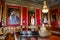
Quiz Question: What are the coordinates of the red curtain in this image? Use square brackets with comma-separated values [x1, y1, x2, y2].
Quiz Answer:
[36, 9, 41, 26]
[22, 7, 28, 26]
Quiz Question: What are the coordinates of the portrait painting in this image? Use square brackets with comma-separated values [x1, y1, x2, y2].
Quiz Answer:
[28, 10, 35, 26]
[6, 5, 21, 26]
[51, 13, 56, 22]
[42, 13, 48, 23]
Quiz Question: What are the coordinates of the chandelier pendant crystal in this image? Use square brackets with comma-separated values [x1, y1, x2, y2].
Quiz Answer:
[42, 1, 49, 13]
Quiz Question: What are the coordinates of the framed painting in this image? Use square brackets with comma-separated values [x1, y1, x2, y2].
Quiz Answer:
[6, 5, 21, 26]
[42, 13, 48, 23]
[51, 13, 57, 22]
[28, 10, 35, 26]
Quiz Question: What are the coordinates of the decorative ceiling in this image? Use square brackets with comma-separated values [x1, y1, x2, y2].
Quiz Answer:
[22, 0, 60, 6]
[5, 0, 60, 7]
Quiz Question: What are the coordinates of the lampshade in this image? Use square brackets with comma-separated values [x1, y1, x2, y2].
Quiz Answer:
[42, 1, 49, 13]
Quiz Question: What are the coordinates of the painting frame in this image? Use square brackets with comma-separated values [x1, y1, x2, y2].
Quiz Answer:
[6, 5, 21, 26]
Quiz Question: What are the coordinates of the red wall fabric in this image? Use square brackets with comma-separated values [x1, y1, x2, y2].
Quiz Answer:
[51, 22, 58, 28]
[50, 9, 58, 28]
[22, 7, 28, 26]
[50, 9, 58, 13]
[36, 9, 41, 26]
[0, 22, 2, 27]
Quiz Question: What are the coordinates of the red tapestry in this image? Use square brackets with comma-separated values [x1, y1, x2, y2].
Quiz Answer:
[22, 7, 28, 26]
[36, 9, 41, 26]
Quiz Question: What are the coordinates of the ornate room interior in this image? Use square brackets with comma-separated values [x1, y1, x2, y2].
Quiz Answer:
[0, 0, 60, 40]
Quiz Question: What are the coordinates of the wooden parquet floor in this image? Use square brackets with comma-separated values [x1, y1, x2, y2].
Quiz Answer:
[4, 33, 60, 40]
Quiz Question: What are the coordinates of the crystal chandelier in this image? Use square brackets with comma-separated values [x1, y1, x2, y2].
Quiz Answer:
[42, 1, 49, 13]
